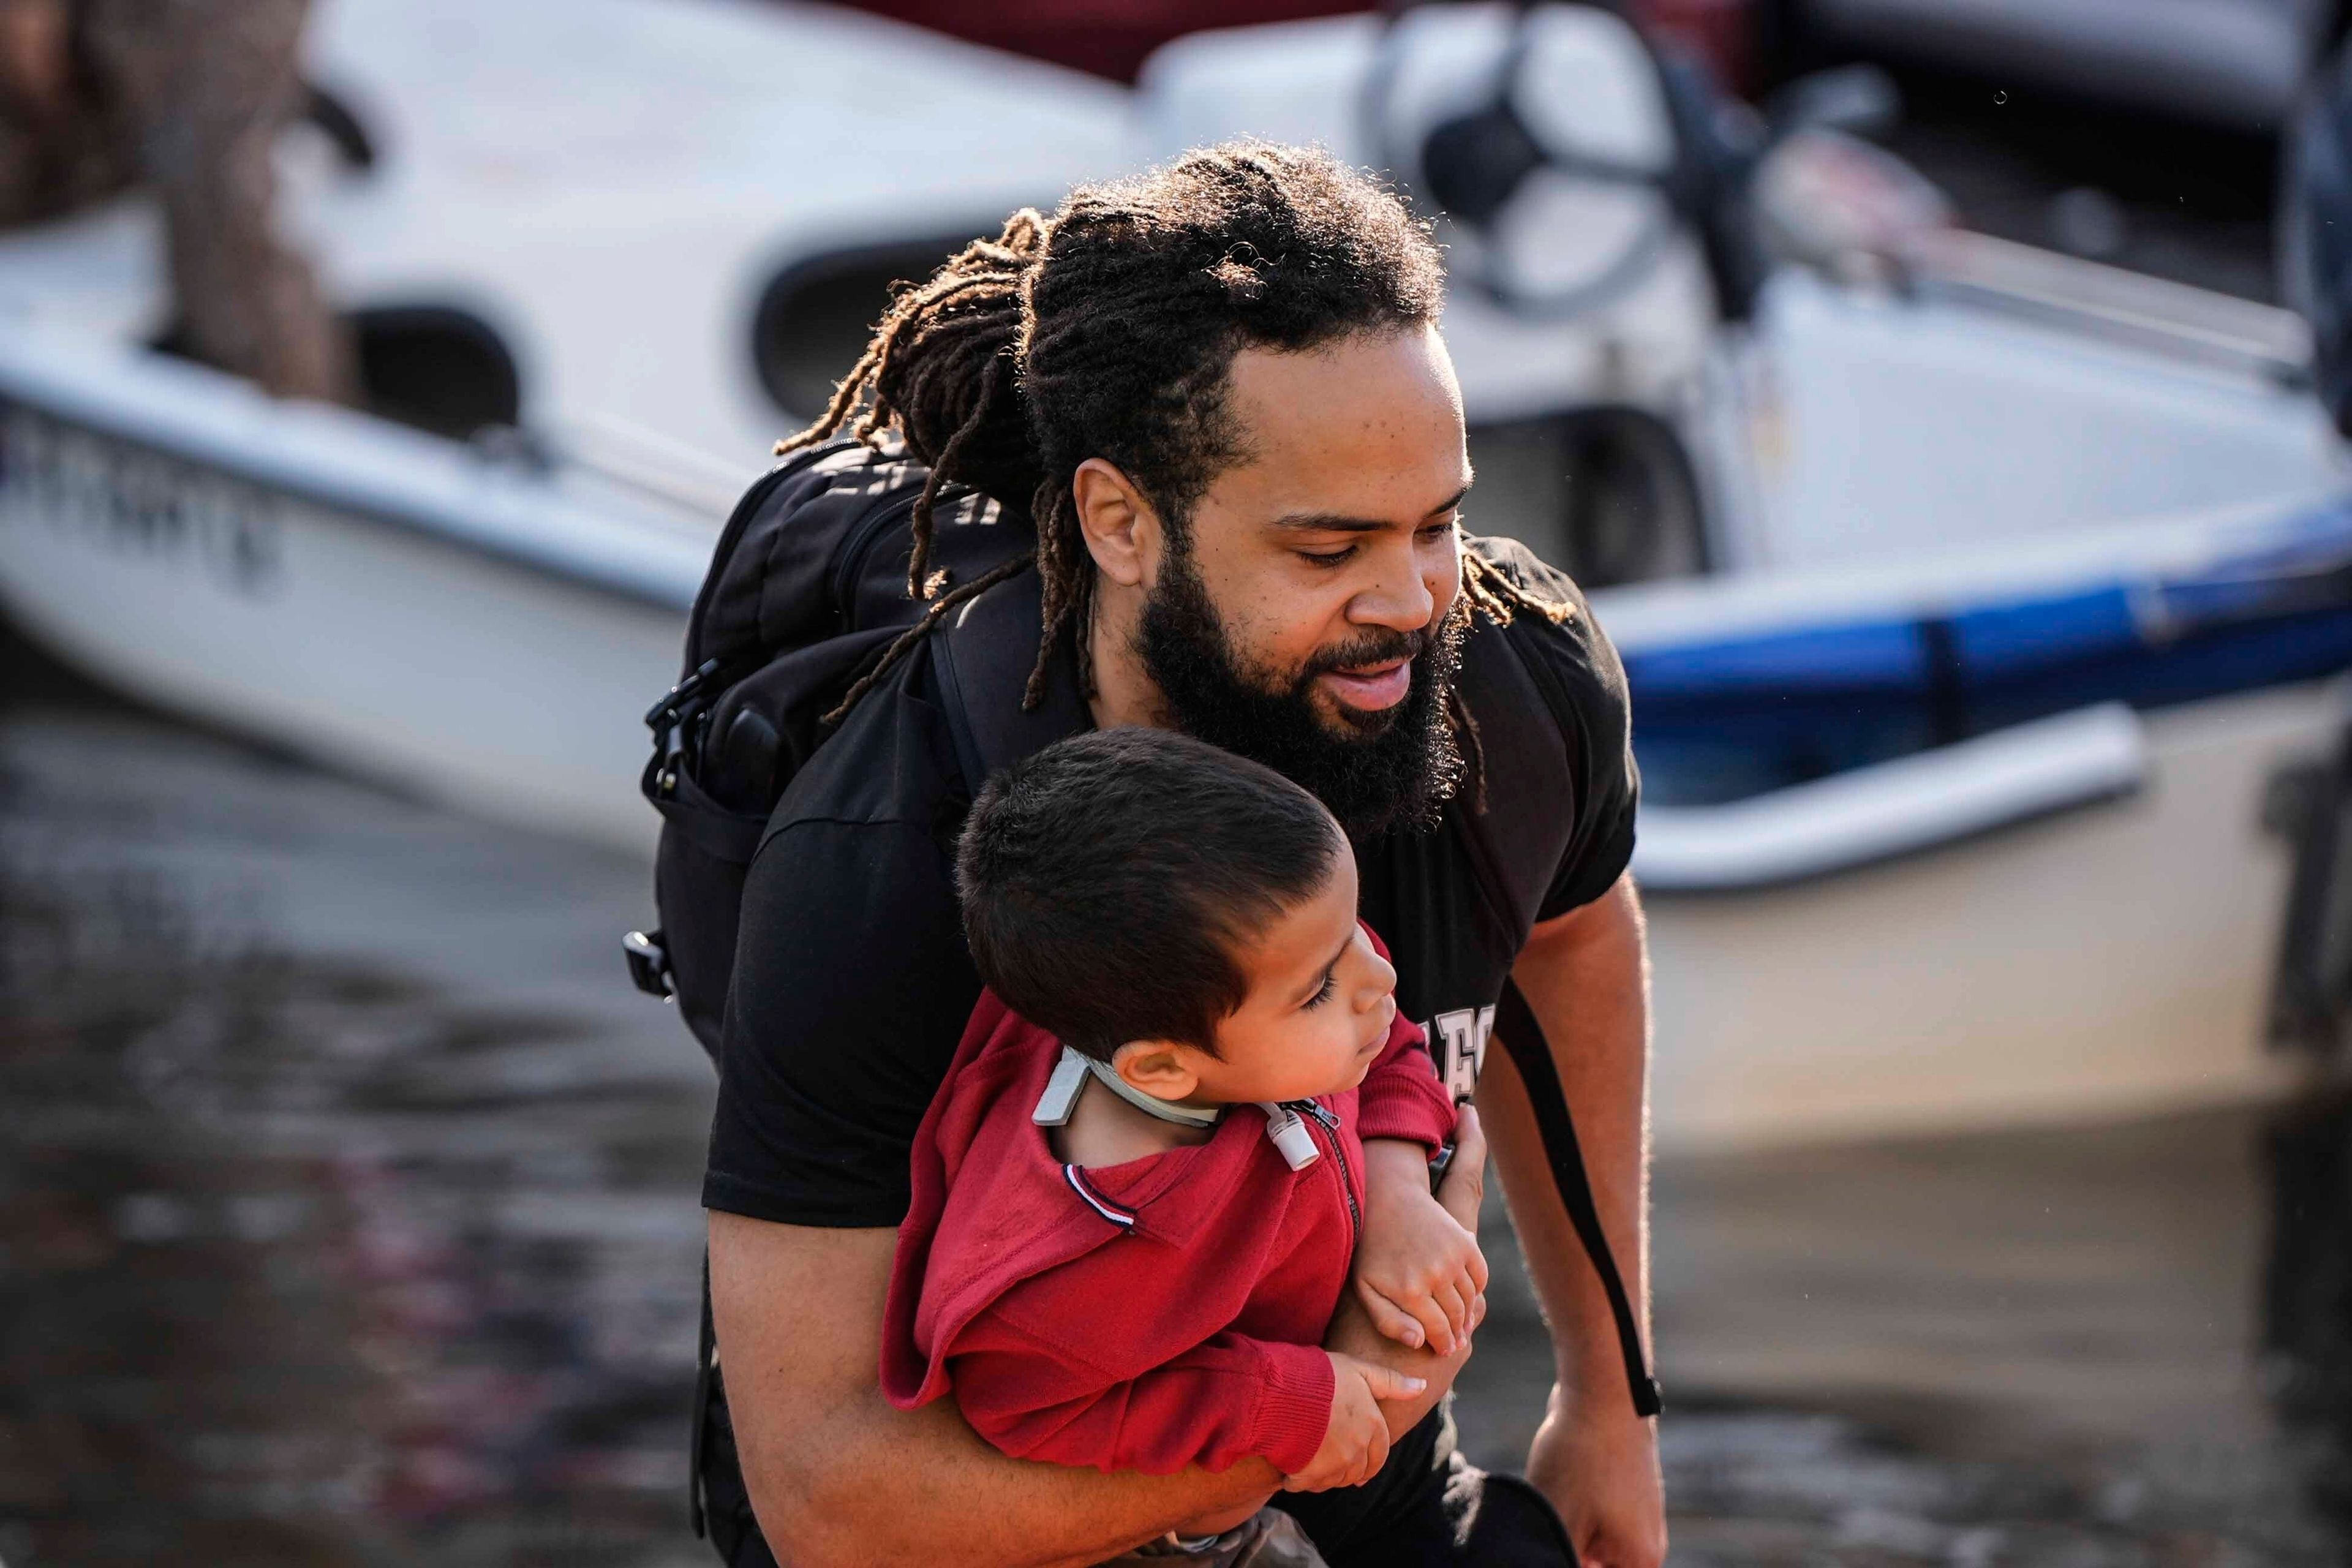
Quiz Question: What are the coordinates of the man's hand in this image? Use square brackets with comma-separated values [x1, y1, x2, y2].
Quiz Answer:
[1352, 1112, 1490, 1355]
[1282, 1353, 1425, 1493]
[1528, 1398, 1664, 1568]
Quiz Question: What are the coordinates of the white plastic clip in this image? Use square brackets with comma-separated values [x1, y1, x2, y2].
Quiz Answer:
[1033, 1049, 1090, 1127]
[1260, 1103, 1321, 1171]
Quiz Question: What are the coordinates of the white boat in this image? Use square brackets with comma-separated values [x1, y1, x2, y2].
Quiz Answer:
[4, 0, 2348, 1152]
[0, 0, 1127, 848]
[0, 335, 704, 846]
[1143, 6, 2346, 577]
[0, 0, 1721, 843]
[1118, 2, 2352, 1150]
[1613, 494, 2352, 1147]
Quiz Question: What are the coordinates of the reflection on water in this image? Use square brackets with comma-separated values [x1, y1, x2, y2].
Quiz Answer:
[1464, 1102, 2351, 1566]
[0, 943, 706, 1563]
[2265, 1087, 2352, 1534]
[4, 647, 2352, 1564]
[0, 671, 713, 1565]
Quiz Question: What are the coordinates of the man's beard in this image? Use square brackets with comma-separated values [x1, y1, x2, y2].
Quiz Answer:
[1134, 548, 1467, 840]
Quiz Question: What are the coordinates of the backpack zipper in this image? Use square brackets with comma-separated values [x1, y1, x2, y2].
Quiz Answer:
[1295, 1099, 1359, 1245]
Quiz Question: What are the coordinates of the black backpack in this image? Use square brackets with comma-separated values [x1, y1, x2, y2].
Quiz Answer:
[624, 444, 1660, 1422]
[625, 437, 1024, 1050]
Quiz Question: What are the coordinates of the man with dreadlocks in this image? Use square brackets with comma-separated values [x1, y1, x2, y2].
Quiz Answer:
[701, 142, 1662, 1567]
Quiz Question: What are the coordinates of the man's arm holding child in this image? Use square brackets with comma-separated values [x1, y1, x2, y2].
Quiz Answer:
[1348, 968, 1490, 1359]
[949, 1322, 1421, 1485]
[1323, 1104, 1491, 1441]
[711, 1129, 1493, 1567]
[712, 1215, 1285, 1568]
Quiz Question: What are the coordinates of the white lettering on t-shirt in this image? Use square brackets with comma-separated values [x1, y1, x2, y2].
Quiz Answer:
[1428, 1005, 1494, 1103]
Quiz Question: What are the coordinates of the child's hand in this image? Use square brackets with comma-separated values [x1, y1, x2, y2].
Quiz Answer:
[1282, 1352, 1424, 1493]
[1352, 1137, 1489, 1356]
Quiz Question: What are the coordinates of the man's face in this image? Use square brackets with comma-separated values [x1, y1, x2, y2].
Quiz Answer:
[1136, 325, 1472, 837]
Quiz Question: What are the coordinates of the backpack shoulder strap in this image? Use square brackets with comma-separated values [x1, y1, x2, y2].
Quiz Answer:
[1451, 575, 1585, 930]
[1492, 980, 1664, 1419]
[1458, 566, 1664, 1420]
[930, 565, 1090, 786]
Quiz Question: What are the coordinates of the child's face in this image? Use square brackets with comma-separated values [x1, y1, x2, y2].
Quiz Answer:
[1120, 844, 1398, 1108]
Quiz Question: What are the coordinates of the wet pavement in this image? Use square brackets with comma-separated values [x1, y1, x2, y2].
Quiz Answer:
[4, 658, 2350, 1565]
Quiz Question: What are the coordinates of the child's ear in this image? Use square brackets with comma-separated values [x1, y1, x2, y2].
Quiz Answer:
[1112, 1041, 1203, 1102]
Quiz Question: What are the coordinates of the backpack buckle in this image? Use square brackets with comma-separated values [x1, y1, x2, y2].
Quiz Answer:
[624, 929, 675, 1000]
[644, 657, 728, 734]
[645, 656, 750, 799]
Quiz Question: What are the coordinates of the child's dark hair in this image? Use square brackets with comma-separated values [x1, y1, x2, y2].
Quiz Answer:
[957, 729, 1345, 1061]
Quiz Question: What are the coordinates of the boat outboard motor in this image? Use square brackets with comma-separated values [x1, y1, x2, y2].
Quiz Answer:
[2283, 42, 2352, 434]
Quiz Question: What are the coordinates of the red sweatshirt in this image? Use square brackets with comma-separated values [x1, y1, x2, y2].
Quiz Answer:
[880, 939, 1456, 1479]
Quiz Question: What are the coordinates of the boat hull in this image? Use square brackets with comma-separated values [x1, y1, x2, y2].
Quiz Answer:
[1646, 680, 2326, 1150]
[0, 383, 690, 857]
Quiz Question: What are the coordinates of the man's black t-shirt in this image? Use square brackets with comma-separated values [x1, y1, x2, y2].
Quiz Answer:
[703, 539, 1638, 1229]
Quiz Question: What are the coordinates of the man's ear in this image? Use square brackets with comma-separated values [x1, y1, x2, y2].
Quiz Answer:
[1071, 458, 1163, 589]
[1111, 1039, 1204, 1103]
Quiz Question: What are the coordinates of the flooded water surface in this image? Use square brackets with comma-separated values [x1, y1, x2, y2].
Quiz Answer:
[4, 664, 2350, 1565]
[0, 676, 715, 1566]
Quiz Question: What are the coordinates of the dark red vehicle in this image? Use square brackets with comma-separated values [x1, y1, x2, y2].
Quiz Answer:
[840, 0, 1761, 94]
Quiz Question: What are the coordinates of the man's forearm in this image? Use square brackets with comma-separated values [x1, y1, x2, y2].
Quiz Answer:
[710, 1212, 1278, 1568]
[747, 1368, 1280, 1567]
[1485, 875, 1651, 1407]
[1338, 1128, 1490, 1433]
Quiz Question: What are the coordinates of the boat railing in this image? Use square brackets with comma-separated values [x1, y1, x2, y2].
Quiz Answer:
[1909, 229, 2313, 387]
[543, 410, 750, 527]
[1633, 703, 2147, 891]
[0, 328, 710, 612]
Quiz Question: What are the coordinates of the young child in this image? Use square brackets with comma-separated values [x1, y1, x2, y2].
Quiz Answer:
[880, 728, 1486, 1566]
